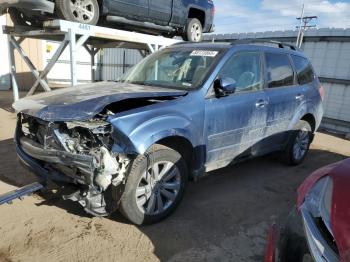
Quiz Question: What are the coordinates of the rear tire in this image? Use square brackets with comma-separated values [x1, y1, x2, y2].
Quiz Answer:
[183, 18, 203, 42]
[119, 144, 188, 225]
[282, 120, 312, 166]
[56, 0, 100, 25]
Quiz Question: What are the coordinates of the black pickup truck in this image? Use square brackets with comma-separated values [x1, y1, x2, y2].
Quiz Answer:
[0, 0, 215, 42]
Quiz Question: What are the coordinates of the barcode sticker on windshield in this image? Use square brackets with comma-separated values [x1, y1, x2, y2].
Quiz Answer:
[190, 50, 218, 57]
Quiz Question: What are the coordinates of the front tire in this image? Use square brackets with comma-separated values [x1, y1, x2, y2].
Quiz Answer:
[119, 144, 188, 225]
[56, 0, 100, 25]
[183, 18, 203, 42]
[282, 120, 312, 165]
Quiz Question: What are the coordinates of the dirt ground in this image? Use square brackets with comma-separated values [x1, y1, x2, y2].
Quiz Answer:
[0, 91, 349, 262]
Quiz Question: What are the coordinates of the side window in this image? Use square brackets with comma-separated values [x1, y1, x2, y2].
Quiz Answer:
[265, 53, 294, 88]
[218, 52, 263, 93]
[291, 55, 315, 85]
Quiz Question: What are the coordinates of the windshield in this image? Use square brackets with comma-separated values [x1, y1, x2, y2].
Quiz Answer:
[120, 48, 223, 90]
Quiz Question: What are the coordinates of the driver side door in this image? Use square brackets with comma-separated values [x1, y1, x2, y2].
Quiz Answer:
[204, 51, 269, 170]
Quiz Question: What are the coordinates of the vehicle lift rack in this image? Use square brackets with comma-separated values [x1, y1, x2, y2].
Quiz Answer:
[0, 20, 180, 206]
[2, 19, 181, 101]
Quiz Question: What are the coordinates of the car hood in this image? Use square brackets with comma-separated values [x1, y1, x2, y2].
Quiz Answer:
[13, 82, 187, 121]
[297, 158, 350, 261]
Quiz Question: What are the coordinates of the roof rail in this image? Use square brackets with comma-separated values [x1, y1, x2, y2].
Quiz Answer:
[231, 39, 298, 51]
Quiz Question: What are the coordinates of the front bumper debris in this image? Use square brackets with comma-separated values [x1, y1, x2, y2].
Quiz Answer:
[20, 136, 94, 172]
[0, 182, 43, 205]
[15, 114, 131, 217]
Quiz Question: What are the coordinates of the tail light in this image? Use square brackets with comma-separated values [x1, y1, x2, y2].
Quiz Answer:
[208, 0, 215, 16]
[319, 84, 325, 101]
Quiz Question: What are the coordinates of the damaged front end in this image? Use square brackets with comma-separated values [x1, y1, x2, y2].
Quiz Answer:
[16, 113, 131, 217]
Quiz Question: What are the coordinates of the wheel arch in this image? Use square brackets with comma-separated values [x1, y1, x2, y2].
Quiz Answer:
[301, 113, 316, 132]
[156, 136, 195, 175]
[96, 0, 109, 15]
[188, 7, 205, 27]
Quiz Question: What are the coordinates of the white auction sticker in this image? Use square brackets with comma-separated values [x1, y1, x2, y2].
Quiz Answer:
[190, 50, 219, 57]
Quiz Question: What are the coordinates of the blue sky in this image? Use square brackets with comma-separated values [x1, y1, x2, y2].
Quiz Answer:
[213, 0, 350, 34]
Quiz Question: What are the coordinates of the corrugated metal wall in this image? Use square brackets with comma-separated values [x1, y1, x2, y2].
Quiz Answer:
[302, 40, 350, 127]
[99, 48, 143, 81]
[303, 41, 350, 80]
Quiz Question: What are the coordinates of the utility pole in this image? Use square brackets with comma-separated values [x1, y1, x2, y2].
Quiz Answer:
[296, 4, 304, 47]
[296, 5, 317, 48]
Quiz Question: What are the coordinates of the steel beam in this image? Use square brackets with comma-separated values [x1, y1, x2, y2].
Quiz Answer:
[9, 36, 51, 92]
[2, 19, 181, 101]
[7, 35, 19, 101]
[84, 44, 100, 82]
[27, 36, 69, 96]
[69, 29, 90, 86]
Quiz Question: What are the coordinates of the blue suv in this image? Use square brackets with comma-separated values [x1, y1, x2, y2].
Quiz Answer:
[13, 41, 324, 224]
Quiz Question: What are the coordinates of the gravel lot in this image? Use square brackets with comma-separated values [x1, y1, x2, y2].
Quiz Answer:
[0, 91, 349, 262]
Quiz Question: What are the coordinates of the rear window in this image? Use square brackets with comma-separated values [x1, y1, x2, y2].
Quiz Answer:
[265, 53, 294, 88]
[291, 55, 315, 85]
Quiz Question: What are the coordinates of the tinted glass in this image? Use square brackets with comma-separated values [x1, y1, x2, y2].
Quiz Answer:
[218, 52, 262, 92]
[121, 48, 222, 90]
[265, 53, 294, 88]
[291, 55, 315, 85]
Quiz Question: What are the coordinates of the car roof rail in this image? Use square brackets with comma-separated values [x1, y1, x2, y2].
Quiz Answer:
[231, 39, 298, 51]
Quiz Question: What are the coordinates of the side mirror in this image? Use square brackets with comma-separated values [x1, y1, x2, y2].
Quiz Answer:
[214, 77, 237, 97]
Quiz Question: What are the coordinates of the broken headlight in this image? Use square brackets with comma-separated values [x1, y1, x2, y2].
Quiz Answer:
[304, 176, 333, 234]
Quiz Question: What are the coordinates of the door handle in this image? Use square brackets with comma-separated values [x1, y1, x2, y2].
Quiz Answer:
[255, 100, 268, 108]
[295, 94, 304, 101]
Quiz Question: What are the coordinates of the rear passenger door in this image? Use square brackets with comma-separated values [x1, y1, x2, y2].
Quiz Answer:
[204, 52, 268, 169]
[263, 52, 305, 150]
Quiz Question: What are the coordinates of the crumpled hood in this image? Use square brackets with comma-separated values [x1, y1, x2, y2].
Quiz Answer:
[297, 158, 350, 261]
[13, 82, 187, 121]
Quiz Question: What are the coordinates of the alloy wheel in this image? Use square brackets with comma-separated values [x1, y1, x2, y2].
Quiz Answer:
[293, 129, 310, 160]
[190, 23, 202, 42]
[69, 0, 95, 23]
[135, 161, 181, 215]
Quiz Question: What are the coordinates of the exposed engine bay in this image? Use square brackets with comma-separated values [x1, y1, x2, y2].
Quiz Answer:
[18, 113, 131, 216]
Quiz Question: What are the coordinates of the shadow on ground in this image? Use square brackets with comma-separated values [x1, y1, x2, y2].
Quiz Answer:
[0, 136, 347, 261]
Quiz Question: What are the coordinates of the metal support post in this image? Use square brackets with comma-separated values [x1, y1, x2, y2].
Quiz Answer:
[84, 44, 100, 82]
[9, 36, 51, 92]
[69, 29, 90, 86]
[68, 28, 77, 86]
[7, 34, 19, 101]
[147, 43, 155, 53]
[27, 36, 69, 96]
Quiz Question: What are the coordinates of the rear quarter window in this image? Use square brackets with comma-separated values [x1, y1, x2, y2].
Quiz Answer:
[291, 55, 315, 85]
[265, 53, 294, 88]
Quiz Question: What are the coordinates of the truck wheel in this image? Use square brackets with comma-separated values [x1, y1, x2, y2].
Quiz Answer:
[56, 0, 100, 25]
[184, 18, 203, 42]
[282, 120, 312, 166]
[8, 8, 42, 27]
[119, 144, 188, 225]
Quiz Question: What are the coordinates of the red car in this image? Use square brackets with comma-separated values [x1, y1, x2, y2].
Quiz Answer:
[265, 158, 350, 262]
